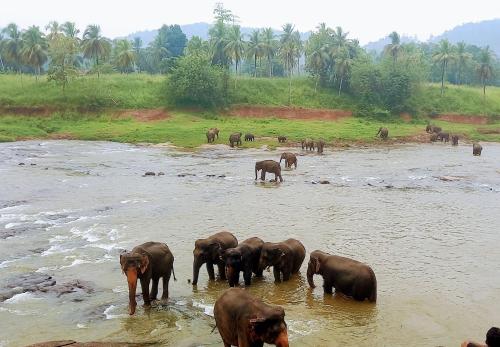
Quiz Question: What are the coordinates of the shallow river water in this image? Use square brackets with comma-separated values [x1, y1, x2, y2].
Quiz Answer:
[0, 140, 499, 347]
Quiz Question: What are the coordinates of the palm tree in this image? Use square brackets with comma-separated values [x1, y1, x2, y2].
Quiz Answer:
[384, 31, 401, 65]
[455, 42, 472, 85]
[146, 39, 169, 73]
[225, 25, 245, 76]
[261, 27, 276, 77]
[433, 39, 455, 95]
[132, 37, 143, 72]
[293, 31, 303, 76]
[476, 46, 494, 100]
[0, 33, 5, 71]
[335, 49, 352, 95]
[81, 24, 111, 78]
[21, 26, 48, 78]
[45, 21, 61, 41]
[332, 26, 348, 50]
[113, 39, 136, 73]
[280, 23, 297, 104]
[2, 23, 23, 73]
[246, 29, 264, 77]
[209, 20, 229, 68]
[61, 22, 80, 39]
[307, 45, 328, 92]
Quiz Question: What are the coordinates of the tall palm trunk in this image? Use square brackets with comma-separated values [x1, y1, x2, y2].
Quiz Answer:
[268, 55, 272, 77]
[288, 66, 292, 105]
[0, 55, 4, 71]
[440, 60, 446, 96]
[254, 55, 257, 77]
[338, 76, 343, 96]
[96, 56, 100, 78]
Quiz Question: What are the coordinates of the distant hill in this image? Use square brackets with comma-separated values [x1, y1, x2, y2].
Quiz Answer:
[125, 22, 310, 46]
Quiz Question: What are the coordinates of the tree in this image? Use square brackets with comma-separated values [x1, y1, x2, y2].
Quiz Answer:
[81, 25, 111, 78]
[209, 19, 230, 68]
[455, 42, 472, 85]
[47, 34, 79, 92]
[335, 48, 352, 95]
[21, 26, 48, 78]
[384, 31, 401, 65]
[280, 23, 297, 104]
[246, 29, 263, 77]
[0, 33, 5, 71]
[225, 25, 245, 76]
[293, 31, 303, 75]
[164, 25, 187, 57]
[113, 39, 135, 72]
[185, 36, 208, 56]
[261, 27, 276, 77]
[433, 39, 455, 95]
[2, 23, 23, 73]
[45, 21, 62, 41]
[61, 22, 80, 39]
[477, 46, 494, 100]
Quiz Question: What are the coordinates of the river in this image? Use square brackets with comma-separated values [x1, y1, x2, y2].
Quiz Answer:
[0, 140, 499, 347]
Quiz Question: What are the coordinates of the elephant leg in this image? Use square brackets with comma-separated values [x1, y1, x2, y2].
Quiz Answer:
[150, 276, 159, 301]
[273, 266, 281, 282]
[323, 281, 333, 294]
[161, 271, 170, 300]
[140, 278, 151, 306]
[217, 262, 227, 280]
[282, 268, 291, 282]
[261, 171, 266, 181]
[278, 173, 283, 182]
[243, 268, 252, 286]
[207, 262, 215, 280]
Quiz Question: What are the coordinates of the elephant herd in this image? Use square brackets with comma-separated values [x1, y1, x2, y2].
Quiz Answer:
[119, 231, 377, 346]
[426, 124, 483, 155]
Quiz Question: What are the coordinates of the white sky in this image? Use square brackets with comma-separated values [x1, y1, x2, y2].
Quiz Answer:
[2, 0, 500, 44]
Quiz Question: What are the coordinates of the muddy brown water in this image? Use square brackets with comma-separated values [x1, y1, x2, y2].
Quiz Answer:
[0, 141, 499, 347]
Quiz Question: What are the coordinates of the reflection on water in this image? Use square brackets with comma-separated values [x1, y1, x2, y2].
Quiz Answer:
[0, 140, 499, 347]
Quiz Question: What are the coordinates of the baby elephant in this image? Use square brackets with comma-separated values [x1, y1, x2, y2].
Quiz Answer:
[377, 127, 389, 139]
[307, 250, 377, 302]
[279, 152, 297, 169]
[301, 139, 314, 151]
[258, 239, 306, 282]
[229, 133, 242, 147]
[255, 160, 283, 182]
[278, 136, 287, 143]
[473, 143, 483, 156]
[221, 237, 264, 287]
[206, 129, 217, 143]
[120, 242, 176, 315]
[451, 135, 459, 146]
[316, 139, 326, 154]
[245, 133, 255, 141]
[437, 131, 450, 142]
[214, 288, 289, 347]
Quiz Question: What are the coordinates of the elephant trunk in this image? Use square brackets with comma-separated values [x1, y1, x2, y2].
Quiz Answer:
[226, 265, 237, 287]
[126, 268, 138, 315]
[274, 330, 289, 347]
[306, 263, 315, 288]
[192, 257, 203, 286]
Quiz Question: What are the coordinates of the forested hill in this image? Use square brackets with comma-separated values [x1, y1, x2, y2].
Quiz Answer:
[364, 35, 418, 53]
[126, 22, 310, 45]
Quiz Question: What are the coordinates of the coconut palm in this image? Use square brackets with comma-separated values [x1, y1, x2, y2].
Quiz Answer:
[246, 29, 264, 77]
[2, 23, 23, 73]
[280, 23, 297, 104]
[21, 26, 48, 78]
[384, 31, 401, 65]
[476, 46, 494, 100]
[209, 20, 230, 68]
[225, 25, 245, 75]
[45, 21, 62, 41]
[81, 24, 111, 78]
[455, 42, 472, 85]
[132, 37, 143, 72]
[0, 33, 5, 71]
[261, 27, 276, 77]
[293, 31, 303, 75]
[307, 44, 328, 92]
[113, 39, 136, 72]
[335, 48, 352, 95]
[433, 39, 456, 95]
[332, 26, 348, 51]
[61, 22, 80, 39]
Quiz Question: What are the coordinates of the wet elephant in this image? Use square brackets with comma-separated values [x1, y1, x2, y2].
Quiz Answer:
[119, 242, 176, 315]
[210, 128, 220, 139]
[437, 132, 450, 142]
[221, 237, 264, 287]
[279, 152, 297, 169]
[301, 139, 314, 151]
[432, 126, 442, 134]
[258, 239, 306, 282]
[307, 250, 376, 302]
[278, 136, 287, 143]
[316, 139, 326, 154]
[245, 133, 255, 141]
[214, 288, 289, 347]
[473, 143, 483, 156]
[426, 124, 433, 133]
[255, 160, 283, 182]
[206, 129, 216, 143]
[451, 135, 459, 146]
[229, 133, 242, 147]
[376, 127, 389, 139]
[430, 133, 438, 142]
[192, 231, 238, 286]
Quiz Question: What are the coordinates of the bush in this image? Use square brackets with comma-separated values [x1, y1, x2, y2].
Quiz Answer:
[165, 54, 228, 108]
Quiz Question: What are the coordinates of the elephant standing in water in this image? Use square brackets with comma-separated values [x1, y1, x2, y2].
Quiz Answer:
[278, 136, 287, 143]
[255, 160, 283, 182]
[214, 288, 289, 347]
[119, 242, 176, 315]
[376, 127, 389, 139]
[451, 135, 459, 146]
[229, 133, 242, 147]
[279, 152, 297, 169]
[473, 143, 483, 156]
[430, 133, 438, 142]
[258, 239, 306, 282]
[206, 129, 216, 143]
[245, 133, 255, 141]
[316, 139, 326, 154]
[437, 131, 450, 142]
[192, 231, 238, 285]
[307, 250, 377, 302]
[301, 139, 314, 151]
[221, 237, 264, 287]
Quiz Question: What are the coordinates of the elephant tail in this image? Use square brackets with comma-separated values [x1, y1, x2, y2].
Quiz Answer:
[172, 265, 177, 282]
[368, 267, 377, 302]
[211, 323, 218, 334]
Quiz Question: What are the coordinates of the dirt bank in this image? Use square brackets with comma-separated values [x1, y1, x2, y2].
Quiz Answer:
[227, 105, 352, 120]
[436, 114, 489, 124]
[113, 108, 170, 122]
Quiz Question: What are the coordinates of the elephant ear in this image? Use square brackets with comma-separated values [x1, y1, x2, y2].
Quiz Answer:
[139, 255, 149, 274]
[314, 258, 320, 273]
[209, 242, 221, 258]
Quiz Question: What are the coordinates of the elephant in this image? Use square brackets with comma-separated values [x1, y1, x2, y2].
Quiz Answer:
[192, 231, 238, 286]
[214, 288, 289, 347]
[221, 237, 264, 287]
[377, 127, 389, 139]
[432, 126, 442, 134]
[301, 139, 314, 151]
[473, 143, 483, 156]
[279, 153, 297, 169]
[119, 242, 176, 315]
[229, 133, 242, 147]
[437, 131, 450, 142]
[278, 136, 287, 143]
[316, 139, 326, 154]
[258, 239, 306, 282]
[245, 133, 255, 141]
[425, 124, 433, 133]
[451, 135, 459, 146]
[206, 129, 216, 143]
[430, 133, 438, 142]
[307, 250, 377, 302]
[255, 160, 283, 182]
[210, 128, 220, 139]
[461, 327, 500, 347]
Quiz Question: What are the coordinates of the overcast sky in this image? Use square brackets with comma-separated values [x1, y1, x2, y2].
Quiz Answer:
[2, 0, 500, 43]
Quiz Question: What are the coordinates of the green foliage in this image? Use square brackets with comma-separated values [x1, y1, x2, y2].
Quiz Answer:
[47, 35, 79, 91]
[165, 54, 228, 107]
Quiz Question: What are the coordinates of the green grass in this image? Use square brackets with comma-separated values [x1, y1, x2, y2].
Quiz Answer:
[1, 112, 498, 147]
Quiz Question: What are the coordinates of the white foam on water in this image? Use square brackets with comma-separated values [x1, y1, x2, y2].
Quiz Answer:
[36, 266, 59, 273]
[70, 226, 101, 243]
[409, 175, 427, 180]
[42, 244, 77, 256]
[60, 259, 92, 268]
[103, 305, 128, 319]
[120, 199, 148, 204]
[0, 259, 16, 269]
[77, 324, 87, 329]
[49, 235, 69, 243]
[192, 301, 214, 317]
[4, 292, 41, 304]
[341, 176, 353, 182]
[4, 222, 21, 229]
[112, 286, 127, 293]
[287, 319, 319, 337]
[84, 243, 117, 251]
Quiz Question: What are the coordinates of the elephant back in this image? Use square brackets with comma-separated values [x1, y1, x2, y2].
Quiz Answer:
[283, 239, 306, 273]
